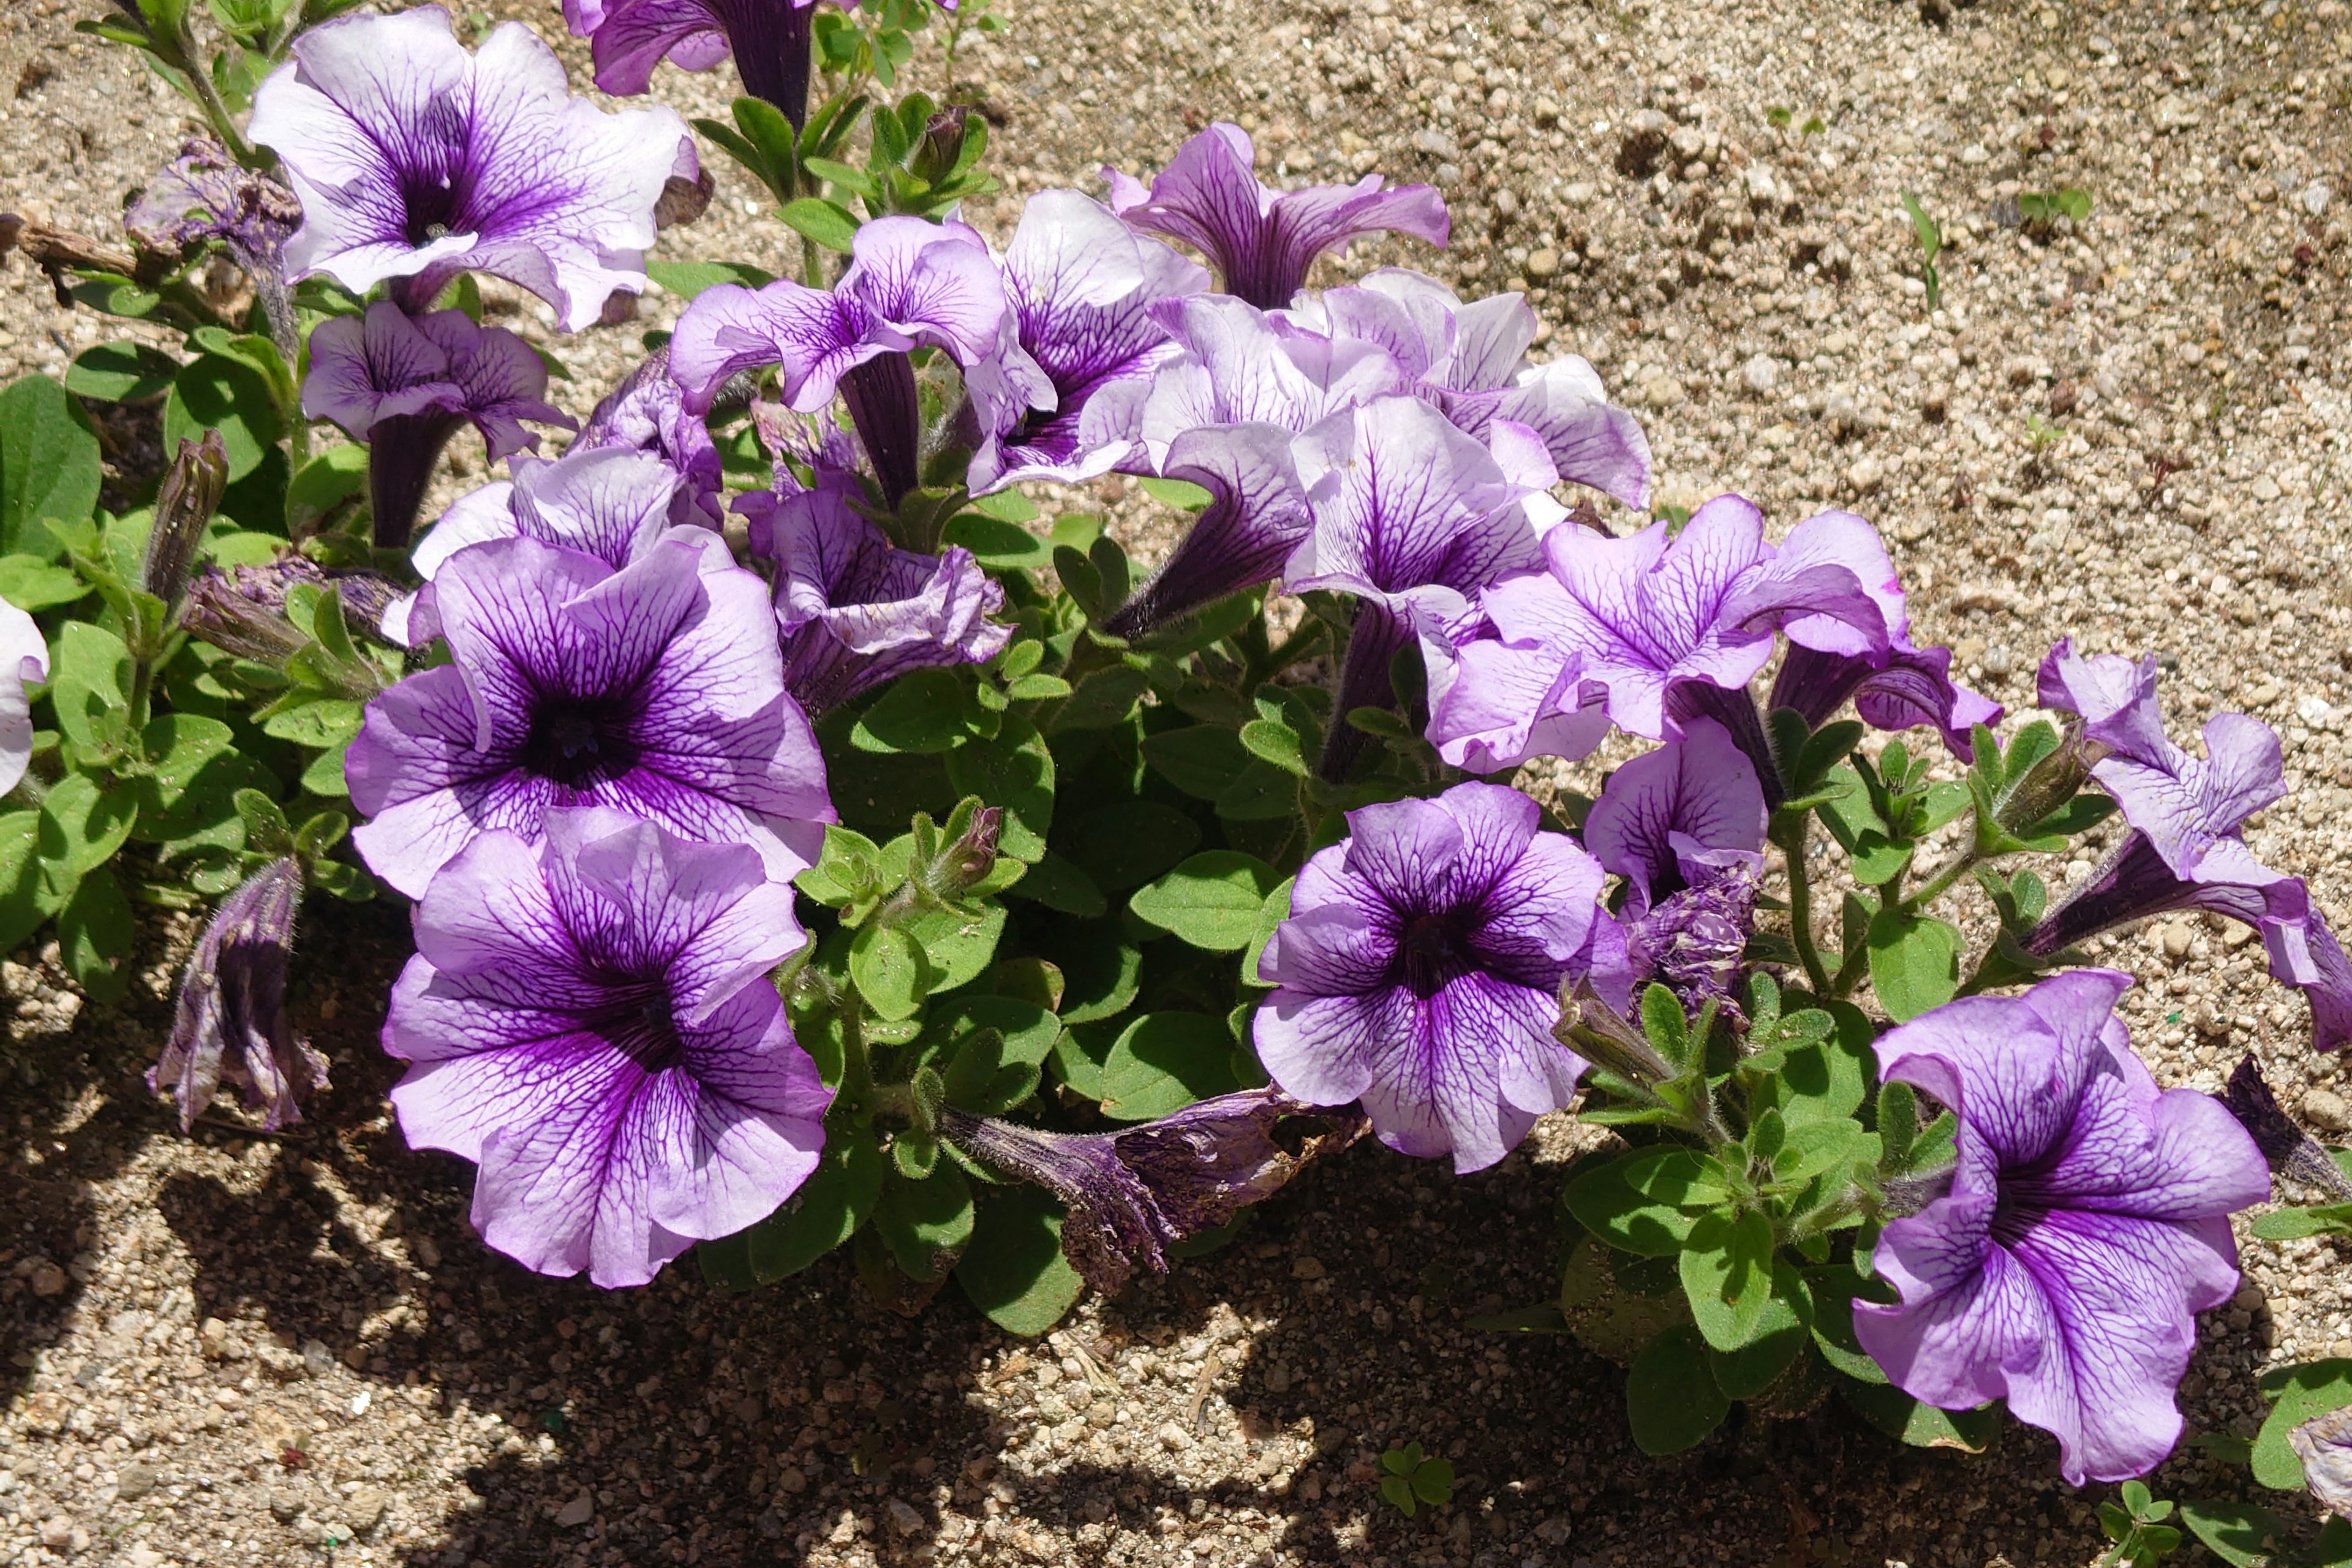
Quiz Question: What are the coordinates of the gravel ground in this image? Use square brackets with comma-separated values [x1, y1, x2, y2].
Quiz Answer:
[6, 0, 2352, 1564]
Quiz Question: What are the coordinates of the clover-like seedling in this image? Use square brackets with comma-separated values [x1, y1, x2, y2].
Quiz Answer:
[1378, 1442, 1455, 1518]
[2096, 1480, 2180, 1567]
[1901, 191, 1943, 309]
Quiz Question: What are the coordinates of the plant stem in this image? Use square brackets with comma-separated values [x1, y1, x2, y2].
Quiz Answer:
[1771, 815, 1831, 997]
[1905, 848, 1980, 910]
[183, 56, 262, 170]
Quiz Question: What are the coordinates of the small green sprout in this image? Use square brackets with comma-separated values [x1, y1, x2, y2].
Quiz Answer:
[2097, 1480, 2181, 1567]
[1766, 105, 1792, 128]
[1378, 1442, 1455, 1518]
[2024, 412, 2065, 451]
[2018, 187, 2093, 226]
[1901, 191, 1943, 310]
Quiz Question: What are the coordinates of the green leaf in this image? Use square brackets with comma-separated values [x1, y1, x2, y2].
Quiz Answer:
[47, 622, 132, 753]
[1237, 717, 1307, 775]
[0, 554, 84, 612]
[1098, 1012, 1242, 1120]
[1626, 1325, 1731, 1455]
[1564, 1148, 1730, 1256]
[872, 1161, 974, 1282]
[37, 770, 137, 883]
[2251, 1204, 2352, 1240]
[1240, 875, 1292, 990]
[1051, 665, 1150, 731]
[285, 442, 368, 537]
[1214, 760, 1298, 821]
[1806, 1263, 1892, 1384]
[260, 697, 362, 749]
[850, 922, 931, 1020]
[165, 355, 284, 481]
[1137, 476, 1212, 511]
[2255, 1359, 2352, 1490]
[1773, 1118, 1878, 1188]
[940, 511, 1051, 570]
[2173, 1501, 2279, 1568]
[1410, 1457, 1453, 1506]
[0, 811, 51, 952]
[779, 197, 862, 252]
[1057, 927, 1142, 1025]
[852, 667, 973, 753]
[1059, 799, 1200, 892]
[66, 341, 179, 404]
[1002, 849, 1105, 917]
[1139, 725, 1252, 801]
[954, 1186, 1083, 1336]
[137, 713, 236, 806]
[1129, 851, 1281, 951]
[942, 714, 1053, 861]
[0, 375, 102, 558]
[56, 865, 134, 1003]
[1680, 1208, 1777, 1352]
[644, 258, 774, 298]
[1706, 1262, 1813, 1400]
[902, 902, 1005, 995]
[1839, 1381, 1999, 1452]
[1866, 909, 1961, 1022]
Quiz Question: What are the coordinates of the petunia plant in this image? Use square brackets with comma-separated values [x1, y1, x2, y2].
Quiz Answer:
[8, 0, 2347, 1506]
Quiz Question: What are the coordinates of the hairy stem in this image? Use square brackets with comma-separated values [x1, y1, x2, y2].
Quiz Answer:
[1771, 815, 1831, 997]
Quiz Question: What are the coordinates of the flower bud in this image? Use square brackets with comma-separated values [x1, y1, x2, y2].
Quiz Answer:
[1992, 721, 2108, 835]
[149, 858, 327, 1132]
[935, 805, 1002, 896]
[1553, 978, 1675, 1088]
[910, 107, 974, 186]
[143, 430, 228, 615]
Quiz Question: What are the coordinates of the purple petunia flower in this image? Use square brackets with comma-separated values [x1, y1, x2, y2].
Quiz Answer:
[1292, 268, 1653, 509]
[347, 532, 832, 899]
[964, 190, 1209, 494]
[940, 1090, 1366, 1295]
[572, 346, 726, 530]
[1284, 397, 1561, 777]
[148, 858, 327, 1133]
[1852, 970, 2267, 1485]
[0, 598, 48, 798]
[2024, 640, 2352, 1048]
[1459, 496, 1897, 746]
[384, 809, 831, 1289]
[384, 445, 714, 644]
[739, 472, 1011, 716]
[1770, 637, 2003, 762]
[249, 7, 692, 330]
[1254, 781, 1603, 1174]
[126, 135, 304, 353]
[1099, 421, 1312, 641]
[1104, 123, 1447, 310]
[1583, 716, 1768, 919]
[303, 302, 575, 550]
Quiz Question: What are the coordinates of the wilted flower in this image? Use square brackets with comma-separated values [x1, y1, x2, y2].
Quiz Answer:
[940, 1090, 1366, 1294]
[141, 431, 230, 620]
[304, 302, 574, 549]
[1255, 782, 1603, 1173]
[572, 346, 725, 530]
[2220, 1054, 2352, 1200]
[383, 809, 830, 1288]
[2292, 1406, 2352, 1515]
[148, 859, 327, 1132]
[668, 217, 1003, 503]
[0, 598, 46, 797]
[347, 533, 832, 899]
[1583, 716, 1768, 919]
[1853, 970, 2267, 1485]
[183, 556, 401, 673]
[740, 472, 1009, 716]
[1106, 123, 1447, 309]
[126, 135, 303, 352]
[964, 189, 1209, 493]
[385, 445, 712, 644]
[2026, 640, 2352, 1049]
[249, 6, 692, 329]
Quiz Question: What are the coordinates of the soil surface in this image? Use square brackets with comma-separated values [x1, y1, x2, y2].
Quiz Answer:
[6, 0, 2352, 1564]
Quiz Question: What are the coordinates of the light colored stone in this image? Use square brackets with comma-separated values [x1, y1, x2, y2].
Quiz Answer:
[1524, 247, 1559, 279]
[1741, 353, 1779, 395]
[556, 1492, 595, 1528]
[1291, 1256, 1327, 1280]
[2304, 1088, 2352, 1134]
[1846, 456, 1886, 493]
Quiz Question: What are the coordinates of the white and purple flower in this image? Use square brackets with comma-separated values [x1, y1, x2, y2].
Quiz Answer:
[1106, 123, 1448, 310]
[384, 809, 831, 1289]
[1853, 970, 2266, 1484]
[249, 6, 692, 329]
[1254, 781, 1603, 1174]
[0, 598, 48, 798]
[571, 347, 726, 530]
[348, 532, 832, 899]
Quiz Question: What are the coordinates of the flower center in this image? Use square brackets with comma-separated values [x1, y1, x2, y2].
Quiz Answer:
[600, 986, 686, 1074]
[521, 693, 643, 790]
[398, 95, 473, 248]
[1399, 910, 1471, 998]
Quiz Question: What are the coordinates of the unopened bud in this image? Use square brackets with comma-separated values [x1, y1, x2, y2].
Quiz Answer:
[1554, 978, 1674, 1088]
[935, 805, 1002, 896]
[1993, 722, 2108, 835]
[149, 858, 325, 1132]
[143, 430, 228, 614]
[910, 106, 975, 185]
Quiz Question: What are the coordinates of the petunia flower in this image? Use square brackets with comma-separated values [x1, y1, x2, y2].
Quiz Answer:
[303, 301, 575, 549]
[2219, 1054, 2352, 1200]
[1462, 496, 1896, 744]
[1254, 781, 1604, 1174]
[383, 808, 831, 1289]
[383, 445, 712, 644]
[938, 1090, 1366, 1295]
[126, 135, 303, 353]
[2024, 639, 2352, 1047]
[1852, 969, 2267, 1485]
[964, 189, 1209, 494]
[347, 532, 832, 899]
[1582, 715, 1768, 920]
[148, 859, 326, 1133]
[1294, 268, 1653, 508]
[1283, 396, 1561, 778]
[1104, 122, 1447, 309]
[668, 216, 1003, 505]
[0, 595, 49, 799]
[1099, 421, 1311, 641]
[249, 6, 692, 330]
[739, 472, 1011, 716]
[571, 346, 726, 530]
[1770, 637, 2003, 762]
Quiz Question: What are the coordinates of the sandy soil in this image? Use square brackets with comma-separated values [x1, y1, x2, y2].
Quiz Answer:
[5, 0, 2352, 1564]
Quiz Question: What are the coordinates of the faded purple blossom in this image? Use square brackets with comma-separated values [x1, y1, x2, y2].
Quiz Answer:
[1294, 268, 1653, 508]
[1254, 782, 1603, 1174]
[1461, 496, 1896, 745]
[148, 859, 327, 1133]
[2025, 640, 2352, 1049]
[126, 136, 303, 352]
[965, 189, 1209, 493]
[939, 1090, 1366, 1295]
[384, 809, 830, 1288]
[2291, 1406, 2352, 1515]
[2220, 1054, 2352, 1200]
[573, 346, 725, 529]
[740, 472, 1011, 715]
[347, 532, 832, 899]
[1853, 970, 2266, 1485]
[0, 598, 45, 797]
[1104, 123, 1447, 310]
[385, 445, 714, 644]
[184, 555, 401, 669]
[249, 6, 692, 329]
[304, 302, 574, 549]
